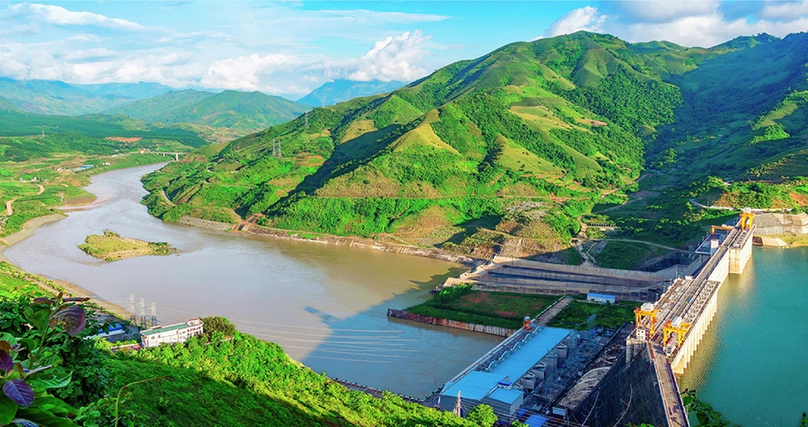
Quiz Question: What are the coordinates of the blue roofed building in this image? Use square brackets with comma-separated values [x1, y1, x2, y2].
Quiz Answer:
[524, 414, 548, 427]
[439, 326, 571, 423]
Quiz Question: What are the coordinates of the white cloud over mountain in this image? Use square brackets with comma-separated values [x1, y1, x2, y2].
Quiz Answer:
[347, 31, 431, 82]
[544, 1, 808, 47]
[2, 1, 808, 96]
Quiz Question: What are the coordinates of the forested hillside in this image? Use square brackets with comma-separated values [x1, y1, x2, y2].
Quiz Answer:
[142, 31, 808, 260]
[107, 89, 311, 133]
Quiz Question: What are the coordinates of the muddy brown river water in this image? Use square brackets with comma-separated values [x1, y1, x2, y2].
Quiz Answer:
[3, 163, 501, 397]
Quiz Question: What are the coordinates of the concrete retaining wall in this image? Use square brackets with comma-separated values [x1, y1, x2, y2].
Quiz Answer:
[671, 280, 720, 375]
[386, 309, 515, 337]
[569, 345, 669, 427]
[492, 257, 670, 281]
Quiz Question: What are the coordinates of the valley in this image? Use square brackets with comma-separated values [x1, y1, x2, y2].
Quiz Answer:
[2, 25, 808, 427]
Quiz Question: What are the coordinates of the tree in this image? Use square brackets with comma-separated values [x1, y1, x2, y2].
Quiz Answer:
[466, 404, 497, 427]
[200, 316, 236, 338]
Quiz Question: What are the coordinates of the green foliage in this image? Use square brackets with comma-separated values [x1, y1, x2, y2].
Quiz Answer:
[547, 300, 639, 330]
[112, 332, 477, 427]
[456, 93, 576, 171]
[107, 90, 311, 131]
[78, 232, 176, 261]
[466, 404, 497, 427]
[199, 317, 236, 338]
[0, 294, 96, 427]
[0, 111, 206, 148]
[562, 66, 682, 132]
[407, 287, 560, 330]
[681, 389, 741, 427]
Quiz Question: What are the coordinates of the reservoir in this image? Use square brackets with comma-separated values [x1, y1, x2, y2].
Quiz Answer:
[680, 247, 808, 426]
[3, 163, 501, 397]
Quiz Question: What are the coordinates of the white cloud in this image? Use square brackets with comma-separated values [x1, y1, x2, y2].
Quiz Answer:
[541, 2, 808, 47]
[316, 9, 448, 24]
[612, 1, 720, 23]
[546, 6, 607, 37]
[200, 54, 302, 91]
[760, 0, 808, 19]
[346, 31, 431, 82]
[9, 3, 143, 30]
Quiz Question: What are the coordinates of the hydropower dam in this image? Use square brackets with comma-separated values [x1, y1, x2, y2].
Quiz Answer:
[628, 211, 755, 427]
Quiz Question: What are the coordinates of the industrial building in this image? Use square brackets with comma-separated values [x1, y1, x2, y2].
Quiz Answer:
[438, 326, 571, 423]
[140, 318, 204, 348]
[586, 293, 616, 304]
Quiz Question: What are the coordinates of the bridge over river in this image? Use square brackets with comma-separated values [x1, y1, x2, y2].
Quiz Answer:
[628, 212, 755, 427]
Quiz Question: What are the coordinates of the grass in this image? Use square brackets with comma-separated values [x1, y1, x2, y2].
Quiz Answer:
[592, 241, 668, 270]
[78, 230, 176, 261]
[547, 299, 640, 330]
[406, 286, 561, 330]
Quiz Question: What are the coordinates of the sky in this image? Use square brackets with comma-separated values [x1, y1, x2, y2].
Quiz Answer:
[1, 0, 807, 99]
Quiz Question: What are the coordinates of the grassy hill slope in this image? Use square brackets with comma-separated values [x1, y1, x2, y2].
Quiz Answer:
[142, 32, 689, 259]
[140, 31, 808, 260]
[108, 89, 312, 131]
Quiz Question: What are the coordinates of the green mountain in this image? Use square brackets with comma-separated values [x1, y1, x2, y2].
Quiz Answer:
[298, 79, 405, 107]
[73, 81, 173, 99]
[0, 109, 208, 153]
[142, 31, 808, 259]
[0, 78, 159, 115]
[107, 89, 311, 131]
[0, 95, 20, 112]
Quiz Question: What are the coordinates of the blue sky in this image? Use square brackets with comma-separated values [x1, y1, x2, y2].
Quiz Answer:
[1, 1, 807, 98]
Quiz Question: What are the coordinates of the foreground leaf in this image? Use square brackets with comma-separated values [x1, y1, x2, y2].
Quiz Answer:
[49, 306, 86, 337]
[0, 396, 17, 425]
[3, 380, 34, 407]
[0, 350, 12, 373]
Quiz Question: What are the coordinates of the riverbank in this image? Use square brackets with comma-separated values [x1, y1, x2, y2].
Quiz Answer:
[177, 215, 484, 266]
[764, 233, 808, 248]
[0, 213, 64, 247]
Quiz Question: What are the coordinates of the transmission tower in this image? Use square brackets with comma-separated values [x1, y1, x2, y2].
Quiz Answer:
[304, 111, 309, 129]
[127, 293, 135, 324]
[271, 140, 282, 159]
[138, 298, 146, 329]
[149, 303, 158, 327]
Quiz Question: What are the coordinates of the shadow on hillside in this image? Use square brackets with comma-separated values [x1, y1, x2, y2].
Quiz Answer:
[290, 125, 400, 196]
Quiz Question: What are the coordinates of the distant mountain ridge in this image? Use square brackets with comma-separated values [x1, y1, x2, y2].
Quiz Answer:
[297, 79, 405, 107]
[106, 89, 311, 131]
[0, 78, 173, 115]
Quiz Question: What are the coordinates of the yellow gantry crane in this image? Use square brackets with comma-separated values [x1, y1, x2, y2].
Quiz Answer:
[634, 303, 658, 339]
[711, 225, 734, 236]
[740, 208, 755, 230]
[663, 318, 691, 348]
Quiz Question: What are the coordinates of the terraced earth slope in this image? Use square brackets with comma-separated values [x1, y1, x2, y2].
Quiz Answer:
[142, 31, 808, 260]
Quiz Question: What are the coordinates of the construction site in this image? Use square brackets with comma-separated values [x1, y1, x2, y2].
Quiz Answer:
[421, 210, 757, 427]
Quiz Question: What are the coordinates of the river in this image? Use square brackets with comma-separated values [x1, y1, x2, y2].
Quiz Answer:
[680, 247, 808, 427]
[3, 163, 501, 397]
